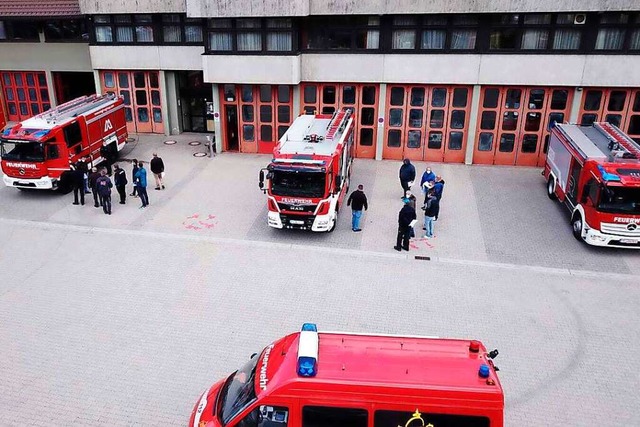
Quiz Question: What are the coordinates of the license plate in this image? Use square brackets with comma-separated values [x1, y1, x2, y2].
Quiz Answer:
[620, 239, 638, 244]
[290, 220, 304, 225]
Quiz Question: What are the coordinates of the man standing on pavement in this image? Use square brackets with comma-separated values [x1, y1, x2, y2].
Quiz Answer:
[150, 153, 165, 190]
[394, 197, 416, 252]
[88, 167, 102, 208]
[95, 169, 113, 215]
[113, 163, 128, 204]
[434, 176, 445, 201]
[71, 163, 85, 206]
[399, 159, 416, 198]
[100, 144, 114, 175]
[420, 166, 435, 195]
[423, 189, 440, 239]
[347, 184, 368, 232]
[135, 161, 149, 208]
[76, 157, 90, 194]
[130, 159, 139, 197]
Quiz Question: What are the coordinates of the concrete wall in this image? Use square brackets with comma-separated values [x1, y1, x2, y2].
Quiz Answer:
[202, 55, 300, 84]
[0, 43, 92, 72]
[187, 0, 308, 17]
[79, 0, 185, 14]
[309, 0, 640, 15]
[89, 46, 204, 70]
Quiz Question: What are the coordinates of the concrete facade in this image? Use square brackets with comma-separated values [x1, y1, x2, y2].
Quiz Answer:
[187, 0, 309, 18]
[89, 46, 204, 71]
[0, 43, 92, 73]
[202, 55, 301, 84]
[78, 0, 185, 14]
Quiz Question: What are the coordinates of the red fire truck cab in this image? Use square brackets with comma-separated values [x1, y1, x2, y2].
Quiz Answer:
[258, 109, 355, 232]
[190, 324, 504, 427]
[0, 93, 127, 190]
[544, 122, 640, 248]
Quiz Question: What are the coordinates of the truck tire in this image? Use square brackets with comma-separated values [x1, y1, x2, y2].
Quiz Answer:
[547, 177, 557, 200]
[571, 213, 584, 241]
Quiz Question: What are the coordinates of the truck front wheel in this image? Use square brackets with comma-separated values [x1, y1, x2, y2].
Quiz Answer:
[547, 177, 557, 200]
[571, 213, 584, 241]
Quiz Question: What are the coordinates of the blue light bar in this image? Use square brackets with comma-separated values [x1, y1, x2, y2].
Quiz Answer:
[297, 323, 319, 377]
[597, 165, 621, 182]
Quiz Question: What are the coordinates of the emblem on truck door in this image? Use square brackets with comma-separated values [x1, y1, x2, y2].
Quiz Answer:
[104, 119, 113, 132]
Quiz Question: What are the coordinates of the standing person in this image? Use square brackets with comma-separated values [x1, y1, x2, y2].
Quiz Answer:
[150, 153, 165, 190]
[406, 191, 417, 238]
[398, 159, 416, 198]
[434, 176, 445, 201]
[346, 184, 368, 232]
[130, 159, 139, 197]
[135, 161, 149, 208]
[423, 189, 440, 238]
[394, 197, 416, 252]
[75, 157, 90, 194]
[420, 166, 436, 194]
[100, 144, 114, 175]
[71, 163, 85, 206]
[113, 163, 128, 204]
[95, 169, 113, 215]
[88, 167, 101, 208]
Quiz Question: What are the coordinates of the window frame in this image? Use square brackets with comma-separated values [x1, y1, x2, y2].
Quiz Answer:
[207, 17, 296, 54]
[0, 19, 41, 42]
[160, 14, 205, 45]
[43, 18, 89, 43]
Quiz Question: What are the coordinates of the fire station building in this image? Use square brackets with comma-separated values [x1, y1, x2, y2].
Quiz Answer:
[1, 0, 640, 166]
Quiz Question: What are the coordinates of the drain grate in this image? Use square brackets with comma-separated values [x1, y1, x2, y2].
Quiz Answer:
[414, 256, 431, 261]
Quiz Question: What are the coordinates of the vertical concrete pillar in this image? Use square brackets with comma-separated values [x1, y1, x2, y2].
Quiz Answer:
[211, 84, 223, 153]
[93, 70, 102, 96]
[569, 87, 583, 124]
[165, 71, 181, 135]
[159, 71, 171, 136]
[44, 71, 57, 107]
[375, 83, 387, 161]
[292, 84, 301, 116]
[464, 85, 482, 165]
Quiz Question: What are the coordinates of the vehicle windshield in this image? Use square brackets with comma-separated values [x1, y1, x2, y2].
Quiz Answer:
[0, 140, 45, 162]
[271, 170, 326, 198]
[598, 185, 640, 214]
[219, 353, 259, 426]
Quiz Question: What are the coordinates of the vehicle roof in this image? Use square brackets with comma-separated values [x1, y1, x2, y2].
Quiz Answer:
[556, 123, 640, 164]
[274, 111, 352, 159]
[258, 332, 502, 400]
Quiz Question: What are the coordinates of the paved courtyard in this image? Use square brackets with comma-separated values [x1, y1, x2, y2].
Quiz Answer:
[0, 134, 638, 426]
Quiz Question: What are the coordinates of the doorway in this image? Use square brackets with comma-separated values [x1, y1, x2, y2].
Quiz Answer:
[177, 71, 214, 133]
[225, 105, 239, 151]
[53, 72, 96, 104]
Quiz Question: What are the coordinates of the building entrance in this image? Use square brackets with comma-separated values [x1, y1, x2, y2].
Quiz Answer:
[177, 71, 214, 133]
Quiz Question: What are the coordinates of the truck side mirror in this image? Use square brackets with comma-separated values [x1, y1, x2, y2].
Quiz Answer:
[335, 176, 342, 192]
[259, 170, 265, 189]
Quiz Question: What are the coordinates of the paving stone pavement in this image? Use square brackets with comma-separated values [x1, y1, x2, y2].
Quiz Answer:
[0, 134, 639, 426]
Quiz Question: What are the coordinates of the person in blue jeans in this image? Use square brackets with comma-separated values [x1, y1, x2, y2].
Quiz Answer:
[423, 189, 440, 238]
[346, 184, 368, 232]
[134, 161, 150, 208]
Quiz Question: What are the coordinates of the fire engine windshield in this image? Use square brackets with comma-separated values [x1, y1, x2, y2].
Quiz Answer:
[219, 353, 259, 426]
[598, 186, 640, 214]
[0, 140, 45, 162]
[271, 170, 326, 198]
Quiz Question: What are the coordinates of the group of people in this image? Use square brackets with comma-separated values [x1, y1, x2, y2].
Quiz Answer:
[395, 159, 445, 251]
[69, 153, 166, 214]
[345, 159, 445, 252]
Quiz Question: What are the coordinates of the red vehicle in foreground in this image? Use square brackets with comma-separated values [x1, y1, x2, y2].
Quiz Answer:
[544, 122, 640, 248]
[190, 324, 503, 427]
[0, 93, 127, 191]
[258, 109, 355, 232]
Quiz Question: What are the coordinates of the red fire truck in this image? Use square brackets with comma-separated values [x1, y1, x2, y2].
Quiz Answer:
[258, 109, 355, 232]
[189, 323, 504, 427]
[544, 122, 640, 248]
[0, 93, 127, 191]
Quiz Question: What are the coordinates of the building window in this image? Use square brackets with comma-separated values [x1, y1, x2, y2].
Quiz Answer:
[422, 16, 447, 49]
[392, 17, 417, 49]
[208, 18, 295, 53]
[161, 14, 203, 44]
[266, 18, 293, 51]
[552, 14, 582, 50]
[490, 14, 520, 50]
[521, 14, 551, 50]
[450, 15, 478, 50]
[0, 20, 40, 41]
[92, 14, 161, 44]
[209, 19, 233, 51]
[303, 16, 379, 51]
[595, 13, 628, 50]
[236, 19, 262, 51]
[44, 19, 89, 41]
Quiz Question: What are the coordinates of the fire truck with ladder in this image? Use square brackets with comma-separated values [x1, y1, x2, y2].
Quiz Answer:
[258, 108, 355, 232]
[1, 93, 127, 191]
[544, 122, 640, 248]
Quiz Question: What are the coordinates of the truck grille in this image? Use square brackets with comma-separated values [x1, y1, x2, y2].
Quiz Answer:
[278, 203, 316, 213]
[600, 222, 640, 238]
[280, 214, 315, 230]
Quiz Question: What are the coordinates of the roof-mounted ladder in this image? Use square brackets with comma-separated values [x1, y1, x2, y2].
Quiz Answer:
[38, 93, 117, 124]
[325, 109, 352, 140]
[596, 122, 640, 159]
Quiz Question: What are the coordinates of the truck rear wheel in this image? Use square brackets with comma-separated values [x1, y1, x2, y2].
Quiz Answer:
[547, 177, 557, 200]
[571, 213, 584, 241]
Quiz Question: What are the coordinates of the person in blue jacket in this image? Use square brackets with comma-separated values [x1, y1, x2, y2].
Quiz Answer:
[134, 161, 149, 208]
[398, 159, 416, 198]
[433, 176, 445, 201]
[420, 166, 436, 190]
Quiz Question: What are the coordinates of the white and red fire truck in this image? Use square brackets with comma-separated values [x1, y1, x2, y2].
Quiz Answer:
[0, 93, 127, 191]
[544, 122, 640, 248]
[259, 109, 355, 232]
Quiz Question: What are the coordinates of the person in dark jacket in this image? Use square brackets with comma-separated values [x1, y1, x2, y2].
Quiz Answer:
[88, 167, 101, 208]
[134, 161, 149, 208]
[113, 163, 128, 204]
[71, 163, 85, 206]
[406, 191, 417, 238]
[434, 176, 445, 201]
[346, 184, 368, 232]
[75, 157, 90, 194]
[394, 198, 416, 251]
[100, 144, 114, 175]
[130, 159, 139, 197]
[423, 189, 440, 238]
[150, 153, 165, 190]
[398, 159, 416, 198]
[95, 169, 113, 214]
